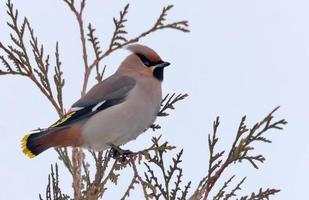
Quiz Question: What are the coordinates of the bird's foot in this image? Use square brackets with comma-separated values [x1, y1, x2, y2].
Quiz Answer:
[109, 144, 133, 162]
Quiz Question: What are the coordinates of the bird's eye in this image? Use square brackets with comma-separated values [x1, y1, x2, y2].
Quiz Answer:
[143, 60, 150, 66]
[136, 53, 151, 67]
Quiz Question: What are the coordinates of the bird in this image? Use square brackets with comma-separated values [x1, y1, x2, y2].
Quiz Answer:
[21, 44, 170, 158]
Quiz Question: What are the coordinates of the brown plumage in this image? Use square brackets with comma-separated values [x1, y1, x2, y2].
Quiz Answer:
[127, 44, 162, 62]
[38, 126, 83, 147]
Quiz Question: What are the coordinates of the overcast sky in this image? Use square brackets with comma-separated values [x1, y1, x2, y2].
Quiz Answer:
[1, 0, 308, 199]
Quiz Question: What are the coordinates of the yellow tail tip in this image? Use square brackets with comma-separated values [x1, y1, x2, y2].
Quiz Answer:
[21, 133, 36, 159]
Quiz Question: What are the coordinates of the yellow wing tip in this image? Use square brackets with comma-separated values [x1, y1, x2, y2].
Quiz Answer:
[21, 133, 36, 159]
[51, 111, 76, 128]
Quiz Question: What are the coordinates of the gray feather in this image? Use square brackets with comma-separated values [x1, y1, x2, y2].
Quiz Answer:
[73, 74, 136, 107]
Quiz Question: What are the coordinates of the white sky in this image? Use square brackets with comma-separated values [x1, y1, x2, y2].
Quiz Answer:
[0, 0, 308, 199]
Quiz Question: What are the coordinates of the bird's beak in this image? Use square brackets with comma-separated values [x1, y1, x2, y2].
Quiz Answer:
[155, 62, 170, 68]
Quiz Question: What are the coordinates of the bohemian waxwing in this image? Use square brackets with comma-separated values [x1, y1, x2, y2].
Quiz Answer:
[21, 44, 170, 158]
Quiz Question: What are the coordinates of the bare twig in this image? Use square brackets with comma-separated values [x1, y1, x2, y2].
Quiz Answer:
[239, 188, 280, 200]
[62, 1, 90, 199]
[190, 107, 287, 200]
[53, 42, 65, 112]
[148, 93, 188, 132]
[158, 93, 189, 117]
[213, 175, 235, 200]
[39, 163, 71, 200]
[63, 0, 88, 96]
[87, 23, 104, 82]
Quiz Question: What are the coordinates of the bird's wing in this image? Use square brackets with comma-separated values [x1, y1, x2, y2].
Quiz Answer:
[73, 74, 136, 107]
[51, 74, 136, 128]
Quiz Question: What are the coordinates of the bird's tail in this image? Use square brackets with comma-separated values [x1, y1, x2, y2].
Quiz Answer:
[21, 129, 52, 158]
[21, 126, 82, 158]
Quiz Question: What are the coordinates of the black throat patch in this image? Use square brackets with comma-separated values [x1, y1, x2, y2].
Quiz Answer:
[153, 67, 164, 81]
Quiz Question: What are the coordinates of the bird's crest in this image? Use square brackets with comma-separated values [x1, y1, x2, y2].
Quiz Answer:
[127, 44, 162, 63]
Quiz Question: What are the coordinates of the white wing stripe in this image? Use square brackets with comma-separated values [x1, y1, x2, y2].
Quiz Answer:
[92, 101, 106, 112]
[70, 107, 84, 112]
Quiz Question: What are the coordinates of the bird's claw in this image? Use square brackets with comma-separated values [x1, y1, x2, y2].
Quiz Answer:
[109, 144, 133, 162]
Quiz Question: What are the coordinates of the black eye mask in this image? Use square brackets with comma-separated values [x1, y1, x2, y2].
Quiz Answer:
[136, 53, 163, 67]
